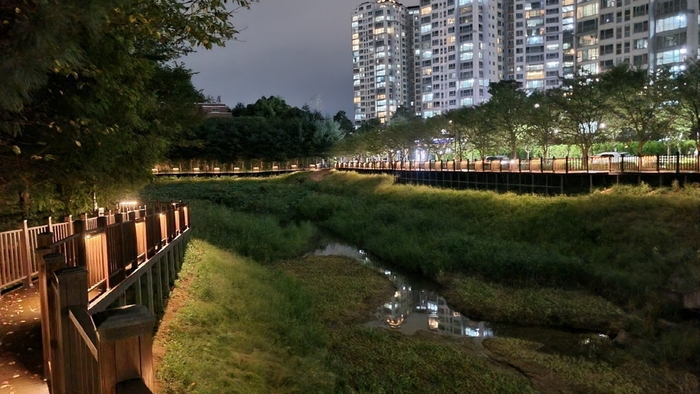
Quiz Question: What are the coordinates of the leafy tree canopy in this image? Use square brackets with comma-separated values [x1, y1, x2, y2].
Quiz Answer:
[169, 96, 343, 163]
[0, 0, 255, 219]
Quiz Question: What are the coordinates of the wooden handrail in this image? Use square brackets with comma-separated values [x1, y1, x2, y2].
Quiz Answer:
[36, 202, 190, 394]
[336, 154, 700, 175]
[0, 203, 187, 291]
[69, 307, 98, 359]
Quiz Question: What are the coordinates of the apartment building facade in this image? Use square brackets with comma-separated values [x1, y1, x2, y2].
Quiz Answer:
[415, 0, 505, 118]
[353, 0, 700, 122]
[352, 0, 415, 125]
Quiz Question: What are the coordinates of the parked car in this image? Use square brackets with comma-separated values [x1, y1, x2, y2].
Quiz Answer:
[483, 155, 510, 164]
[591, 152, 636, 163]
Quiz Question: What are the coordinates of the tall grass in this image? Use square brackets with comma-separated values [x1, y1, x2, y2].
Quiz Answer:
[186, 200, 316, 263]
[154, 201, 545, 393]
[143, 173, 700, 308]
[147, 176, 700, 392]
[155, 239, 334, 394]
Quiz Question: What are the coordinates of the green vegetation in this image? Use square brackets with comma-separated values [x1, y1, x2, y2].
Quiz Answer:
[155, 200, 541, 393]
[483, 337, 699, 394]
[445, 276, 627, 332]
[169, 96, 344, 164]
[145, 172, 700, 392]
[336, 62, 700, 161]
[155, 239, 334, 394]
[0, 0, 255, 221]
[143, 172, 700, 308]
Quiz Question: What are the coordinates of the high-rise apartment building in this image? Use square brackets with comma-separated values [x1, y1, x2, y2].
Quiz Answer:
[353, 0, 700, 122]
[416, 0, 505, 118]
[352, 0, 415, 126]
[505, 0, 575, 90]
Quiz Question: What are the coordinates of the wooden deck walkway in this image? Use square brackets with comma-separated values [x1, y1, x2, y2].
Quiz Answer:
[0, 286, 48, 394]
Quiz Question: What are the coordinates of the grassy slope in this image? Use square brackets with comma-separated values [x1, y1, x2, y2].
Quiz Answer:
[153, 200, 543, 393]
[154, 239, 333, 394]
[143, 173, 700, 311]
[144, 173, 700, 389]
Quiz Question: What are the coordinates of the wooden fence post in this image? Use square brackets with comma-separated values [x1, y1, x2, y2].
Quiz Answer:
[20, 220, 33, 288]
[64, 215, 73, 236]
[94, 305, 156, 394]
[51, 265, 88, 394]
[36, 233, 55, 382]
[74, 219, 87, 267]
[98, 216, 112, 289]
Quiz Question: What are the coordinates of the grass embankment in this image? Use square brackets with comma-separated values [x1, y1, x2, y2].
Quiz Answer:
[143, 173, 700, 387]
[154, 200, 543, 393]
[143, 174, 699, 313]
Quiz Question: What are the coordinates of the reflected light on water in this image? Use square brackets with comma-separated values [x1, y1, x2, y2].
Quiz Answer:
[314, 242, 494, 338]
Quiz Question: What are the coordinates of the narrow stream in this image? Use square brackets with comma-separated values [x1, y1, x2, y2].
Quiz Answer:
[314, 242, 494, 338]
[314, 242, 611, 357]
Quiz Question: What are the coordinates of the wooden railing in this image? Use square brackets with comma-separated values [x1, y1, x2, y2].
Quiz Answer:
[34, 202, 190, 394]
[48, 266, 156, 394]
[153, 158, 325, 175]
[337, 153, 700, 174]
[0, 209, 147, 291]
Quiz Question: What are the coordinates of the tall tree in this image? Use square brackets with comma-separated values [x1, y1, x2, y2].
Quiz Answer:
[333, 111, 355, 136]
[604, 64, 679, 155]
[676, 59, 700, 152]
[525, 89, 562, 158]
[1, 0, 255, 216]
[485, 80, 529, 159]
[553, 73, 613, 158]
[449, 105, 495, 160]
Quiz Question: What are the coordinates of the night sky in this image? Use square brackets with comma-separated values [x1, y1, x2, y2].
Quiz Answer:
[182, 0, 378, 118]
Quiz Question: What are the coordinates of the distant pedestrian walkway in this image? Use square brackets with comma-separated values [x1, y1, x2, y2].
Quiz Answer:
[0, 286, 48, 393]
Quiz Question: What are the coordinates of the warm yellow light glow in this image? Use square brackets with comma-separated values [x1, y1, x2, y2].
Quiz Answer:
[428, 313, 439, 330]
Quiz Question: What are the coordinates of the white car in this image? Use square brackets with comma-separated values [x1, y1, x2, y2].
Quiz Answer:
[591, 152, 636, 163]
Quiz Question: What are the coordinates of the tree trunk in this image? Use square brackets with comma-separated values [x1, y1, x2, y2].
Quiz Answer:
[637, 140, 646, 156]
[19, 190, 30, 219]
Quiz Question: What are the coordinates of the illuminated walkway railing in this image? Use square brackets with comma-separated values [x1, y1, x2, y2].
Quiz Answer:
[153, 158, 324, 175]
[337, 153, 700, 174]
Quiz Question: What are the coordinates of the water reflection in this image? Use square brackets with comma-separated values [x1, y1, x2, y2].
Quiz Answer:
[314, 243, 494, 338]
